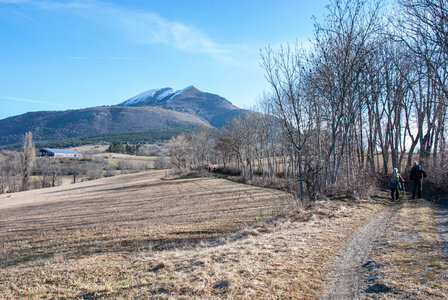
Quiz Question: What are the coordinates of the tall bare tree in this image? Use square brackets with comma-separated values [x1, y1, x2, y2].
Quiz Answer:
[20, 131, 36, 191]
[0, 155, 4, 194]
[260, 44, 312, 199]
[395, 0, 448, 100]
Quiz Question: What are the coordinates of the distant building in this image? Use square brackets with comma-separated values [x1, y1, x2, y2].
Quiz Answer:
[39, 148, 83, 158]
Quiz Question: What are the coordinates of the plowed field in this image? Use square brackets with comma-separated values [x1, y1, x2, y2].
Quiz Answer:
[0, 171, 288, 269]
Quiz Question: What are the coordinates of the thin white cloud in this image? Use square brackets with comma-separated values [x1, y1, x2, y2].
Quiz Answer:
[0, 0, 28, 3]
[0, 95, 63, 106]
[68, 56, 140, 60]
[2, 0, 230, 56]
[105, 7, 229, 55]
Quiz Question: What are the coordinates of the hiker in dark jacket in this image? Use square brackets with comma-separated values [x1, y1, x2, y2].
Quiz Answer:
[388, 168, 405, 201]
[410, 162, 427, 199]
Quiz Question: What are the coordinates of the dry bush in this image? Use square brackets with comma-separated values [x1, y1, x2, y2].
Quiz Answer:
[0, 151, 21, 193]
[86, 157, 111, 179]
[282, 194, 311, 213]
[423, 157, 448, 195]
[103, 169, 116, 177]
[138, 143, 168, 157]
[85, 161, 104, 180]
[79, 148, 103, 156]
[117, 159, 151, 171]
[153, 157, 170, 170]
[324, 168, 378, 200]
[214, 166, 241, 176]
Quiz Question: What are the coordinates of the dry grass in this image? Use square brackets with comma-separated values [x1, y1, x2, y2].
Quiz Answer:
[73, 144, 110, 154]
[0, 170, 387, 299]
[0, 171, 286, 264]
[73, 144, 159, 168]
[362, 199, 448, 299]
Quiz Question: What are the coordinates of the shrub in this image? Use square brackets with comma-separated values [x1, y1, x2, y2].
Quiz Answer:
[117, 159, 150, 171]
[422, 157, 448, 195]
[153, 157, 170, 170]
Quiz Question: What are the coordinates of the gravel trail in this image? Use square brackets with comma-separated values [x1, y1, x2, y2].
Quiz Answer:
[435, 201, 448, 260]
[321, 206, 397, 300]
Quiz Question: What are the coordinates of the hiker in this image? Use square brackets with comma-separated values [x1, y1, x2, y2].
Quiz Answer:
[410, 162, 427, 199]
[388, 168, 404, 201]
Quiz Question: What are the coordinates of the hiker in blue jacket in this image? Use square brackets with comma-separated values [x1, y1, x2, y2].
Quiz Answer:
[410, 162, 427, 199]
[388, 168, 405, 201]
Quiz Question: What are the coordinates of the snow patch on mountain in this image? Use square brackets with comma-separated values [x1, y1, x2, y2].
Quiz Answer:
[157, 88, 177, 102]
[166, 85, 196, 102]
[120, 88, 177, 106]
[120, 89, 157, 105]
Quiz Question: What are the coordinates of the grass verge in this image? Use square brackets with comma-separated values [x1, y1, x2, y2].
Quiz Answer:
[360, 199, 448, 299]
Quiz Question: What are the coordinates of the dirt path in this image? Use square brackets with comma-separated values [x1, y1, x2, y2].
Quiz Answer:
[321, 206, 397, 299]
[435, 201, 448, 260]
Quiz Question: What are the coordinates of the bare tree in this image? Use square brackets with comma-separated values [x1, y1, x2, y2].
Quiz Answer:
[394, 0, 448, 100]
[168, 134, 192, 173]
[36, 158, 52, 188]
[260, 44, 313, 199]
[190, 127, 216, 169]
[20, 131, 36, 191]
[0, 155, 5, 193]
[2, 152, 21, 193]
[312, 0, 384, 182]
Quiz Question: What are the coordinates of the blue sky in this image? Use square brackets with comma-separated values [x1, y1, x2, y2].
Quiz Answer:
[0, 0, 327, 120]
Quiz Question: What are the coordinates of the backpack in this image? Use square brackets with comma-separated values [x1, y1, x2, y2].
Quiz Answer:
[392, 173, 399, 183]
[389, 173, 401, 190]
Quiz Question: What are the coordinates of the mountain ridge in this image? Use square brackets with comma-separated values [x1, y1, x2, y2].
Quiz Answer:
[0, 106, 211, 147]
[117, 85, 242, 128]
[0, 86, 244, 147]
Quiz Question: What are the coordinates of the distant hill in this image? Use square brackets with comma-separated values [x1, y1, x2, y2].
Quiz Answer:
[0, 106, 209, 147]
[0, 86, 244, 148]
[118, 85, 243, 128]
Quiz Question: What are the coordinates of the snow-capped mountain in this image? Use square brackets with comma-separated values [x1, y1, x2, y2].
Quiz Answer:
[0, 85, 244, 147]
[118, 85, 243, 128]
[0, 106, 210, 147]
[120, 87, 177, 106]
[120, 86, 203, 106]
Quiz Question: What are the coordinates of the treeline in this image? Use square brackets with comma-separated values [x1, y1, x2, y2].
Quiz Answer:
[108, 142, 141, 155]
[0, 132, 162, 194]
[0, 132, 113, 193]
[169, 0, 448, 200]
[1, 127, 197, 150]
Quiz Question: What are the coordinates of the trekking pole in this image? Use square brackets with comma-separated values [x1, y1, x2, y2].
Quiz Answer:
[403, 182, 406, 198]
